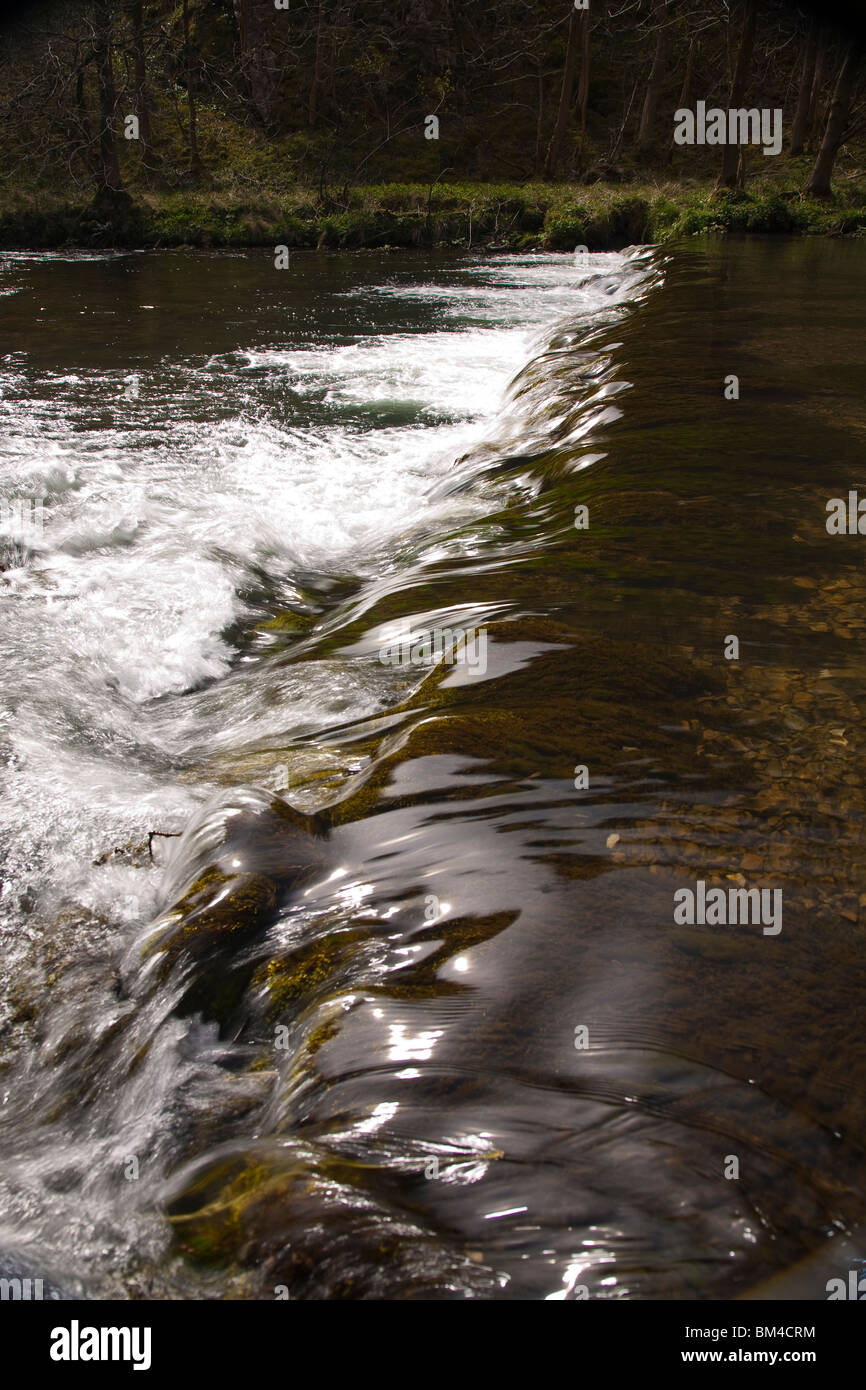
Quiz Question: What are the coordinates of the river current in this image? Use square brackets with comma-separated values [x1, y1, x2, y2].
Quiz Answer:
[1, 239, 864, 1299]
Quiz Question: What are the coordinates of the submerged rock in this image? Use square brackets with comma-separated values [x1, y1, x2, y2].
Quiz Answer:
[130, 790, 330, 1025]
[165, 1142, 501, 1300]
[141, 868, 279, 970]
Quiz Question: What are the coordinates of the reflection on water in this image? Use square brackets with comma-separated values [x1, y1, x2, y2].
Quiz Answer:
[1, 238, 865, 1299]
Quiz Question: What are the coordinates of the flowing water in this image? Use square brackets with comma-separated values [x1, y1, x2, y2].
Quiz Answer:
[1, 237, 865, 1300]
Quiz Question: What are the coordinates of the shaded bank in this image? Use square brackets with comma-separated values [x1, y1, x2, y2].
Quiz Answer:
[2, 179, 866, 250]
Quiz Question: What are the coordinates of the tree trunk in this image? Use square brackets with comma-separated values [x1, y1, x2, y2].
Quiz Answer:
[790, 16, 819, 155]
[94, 2, 121, 192]
[70, 64, 96, 185]
[677, 35, 698, 110]
[717, 0, 758, 190]
[667, 35, 697, 161]
[577, 8, 591, 143]
[543, 9, 580, 179]
[181, 0, 200, 176]
[309, 0, 325, 127]
[808, 32, 827, 144]
[736, 146, 747, 188]
[806, 42, 862, 197]
[534, 55, 545, 175]
[232, 0, 276, 128]
[128, 0, 153, 162]
[637, 0, 668, 150]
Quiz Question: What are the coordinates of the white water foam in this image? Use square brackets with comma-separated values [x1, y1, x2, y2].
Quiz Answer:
[0, 249, 646, 956]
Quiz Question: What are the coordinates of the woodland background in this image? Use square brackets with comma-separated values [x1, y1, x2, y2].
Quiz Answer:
[0, 0, 865, 247]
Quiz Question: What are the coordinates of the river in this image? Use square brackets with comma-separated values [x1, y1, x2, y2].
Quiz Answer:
[1, 237, 865, 1300]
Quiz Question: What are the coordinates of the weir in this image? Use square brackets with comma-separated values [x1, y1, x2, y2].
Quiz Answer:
[1, 240, 865, 1299]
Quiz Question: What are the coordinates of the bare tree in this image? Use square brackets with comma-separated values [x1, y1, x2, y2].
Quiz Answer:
[127, 0, 153, 164]
[543, 5, 581, 179]
[637, 0, 669, 151]
[232, 0, 279, 128]
[308, 0, 326, 127]
[808, 27, 828, 142]
[790, 14, 819, 154]
[181, 0, 200, 177]
[717, 0, 758, 190]
[94, 0, 121, 192]
[667, 32, 698, 161]
[806, 40, 863, 196]
[577, 2, 591, 144]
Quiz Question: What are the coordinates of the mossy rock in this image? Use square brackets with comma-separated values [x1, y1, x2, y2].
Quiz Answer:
[166, 1143, 499, 1298]
[138, 794, 330, 1022]
[250, 909, 516, 1020]
[142, 867, 279, 968]
[255, 609, 316, 635]
[140, 867, 279, 1023]
[253, 924, 374, 1016]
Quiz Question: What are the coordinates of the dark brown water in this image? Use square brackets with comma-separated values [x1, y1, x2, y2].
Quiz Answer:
[1, 237, 865, 1299]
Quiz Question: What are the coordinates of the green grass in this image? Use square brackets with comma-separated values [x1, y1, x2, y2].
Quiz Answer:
[1, 174, 865, 250]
